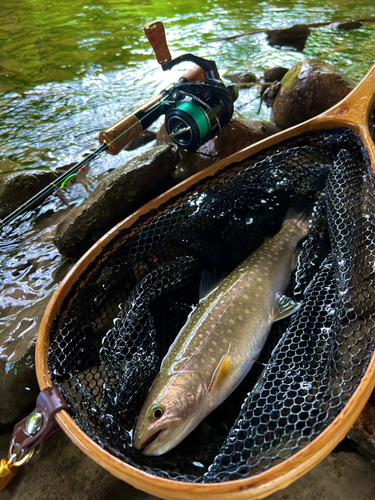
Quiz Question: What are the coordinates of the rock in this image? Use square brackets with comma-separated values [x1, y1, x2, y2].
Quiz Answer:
[0, 296, 52, 426]
[261, 83, 281, 108]
[259, 68, 289, 108]
[156, 117, 280, 183]
[0, 170, 59, 220]
[125, 130, 157, 151]
[263, 67, 289, 83]
[335, 21, 363, 30]
[347, 389, 375, 460]
[266, 24, 311, 51]
[54, 145, 179, 258]
[271, 59, 356, 129]
[224, 71, 258, 84]
[0, 430, 119, 500]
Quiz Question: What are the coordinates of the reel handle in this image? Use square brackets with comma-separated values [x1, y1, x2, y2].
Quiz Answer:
[144, 20, 172, 65]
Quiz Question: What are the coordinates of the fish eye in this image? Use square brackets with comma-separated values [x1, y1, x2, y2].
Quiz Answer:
[148, 404, 164, 420]
[153, 408, 163, 419]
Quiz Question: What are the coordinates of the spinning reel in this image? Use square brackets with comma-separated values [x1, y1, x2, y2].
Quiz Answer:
[146, 21, 238, 151]
[100, 21, 238, 154]
[144, 21, 238, 151]
[163, 67, 237, 152]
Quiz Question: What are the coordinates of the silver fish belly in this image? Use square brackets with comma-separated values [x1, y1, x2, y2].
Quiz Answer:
[134, 207, 310, 455]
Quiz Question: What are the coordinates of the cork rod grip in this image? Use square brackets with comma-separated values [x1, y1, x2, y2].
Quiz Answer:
[99, 114, 144, 155]
[99, 95, 162, 155]
[144, 20, 172, 64]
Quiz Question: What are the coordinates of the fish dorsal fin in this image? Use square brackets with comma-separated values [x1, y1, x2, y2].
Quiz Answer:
[274, 293, 301, 321]
[199, 270, 227, 300]
[209, 345, 231, 393]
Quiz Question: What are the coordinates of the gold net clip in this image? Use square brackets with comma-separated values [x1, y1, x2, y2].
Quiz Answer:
[0, 445, 35, 491]
[0, 456, 18, 492]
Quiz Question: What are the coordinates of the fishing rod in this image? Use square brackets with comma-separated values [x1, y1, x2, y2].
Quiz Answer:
[0, 20, 237, 230]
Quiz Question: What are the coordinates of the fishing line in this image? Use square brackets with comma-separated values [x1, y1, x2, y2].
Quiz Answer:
[181, 92, 223, 158]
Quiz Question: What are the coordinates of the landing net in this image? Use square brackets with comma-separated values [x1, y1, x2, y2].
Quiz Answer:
[48, 127, 375, 482]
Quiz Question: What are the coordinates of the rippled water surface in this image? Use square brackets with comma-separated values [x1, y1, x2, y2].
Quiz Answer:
[1, 0, 375, 353]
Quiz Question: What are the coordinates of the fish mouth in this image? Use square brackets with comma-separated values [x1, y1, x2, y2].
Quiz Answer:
[134, 417, 183, 456]
[138, 429, 163, 452]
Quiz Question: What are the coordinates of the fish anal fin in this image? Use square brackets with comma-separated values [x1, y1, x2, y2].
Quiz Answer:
[274, 293, 301, 321]
[209, 353, 231, 393]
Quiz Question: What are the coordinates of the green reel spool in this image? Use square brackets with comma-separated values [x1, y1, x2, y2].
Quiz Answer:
[176, 101, 210, 141]
[164, 83, 237, 152]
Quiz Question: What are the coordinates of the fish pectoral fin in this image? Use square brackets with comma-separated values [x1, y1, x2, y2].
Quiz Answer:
[199, 269, 228, 300]
[208, 353, 231, 393]
[274, 293, 301, 321]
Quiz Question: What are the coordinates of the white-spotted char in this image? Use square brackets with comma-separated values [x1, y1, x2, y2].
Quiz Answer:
[133, 204, 312, 456]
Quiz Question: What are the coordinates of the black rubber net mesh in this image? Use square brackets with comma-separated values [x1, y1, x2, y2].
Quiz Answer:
[48, 127, 375, 483]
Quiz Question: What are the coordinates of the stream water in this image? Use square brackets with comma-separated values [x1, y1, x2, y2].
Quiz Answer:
[1, 0, 375, 362]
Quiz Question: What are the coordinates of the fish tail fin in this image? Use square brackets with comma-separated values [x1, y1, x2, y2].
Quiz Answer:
[282, 200, 314, 239]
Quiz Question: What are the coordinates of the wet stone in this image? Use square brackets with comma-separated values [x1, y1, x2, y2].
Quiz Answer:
[224, 71, 258, 84]
[335, 21, 363, 30]
[263, 67, 289, 83]
[0, 296, 51, 427]
[157, 117, 280, 182]
[266, 24, 311, 51]
[53, 145, 179, 258]
[0, 170, 60, 220]
[261, 83, 281, 108]
[271, 59, 357, 129]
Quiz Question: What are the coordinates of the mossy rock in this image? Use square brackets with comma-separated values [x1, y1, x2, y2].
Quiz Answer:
[272, 59, 357, 129]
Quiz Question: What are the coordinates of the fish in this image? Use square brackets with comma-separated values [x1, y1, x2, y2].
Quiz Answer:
[133, 203, 312, 456]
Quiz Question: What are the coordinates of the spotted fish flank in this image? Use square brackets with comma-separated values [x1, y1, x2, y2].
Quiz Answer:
[133, 204, 312, 456]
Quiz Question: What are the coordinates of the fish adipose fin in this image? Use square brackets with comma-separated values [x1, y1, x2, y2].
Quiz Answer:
[209, 347, 231, 393]
[199, 269, 228, 300]
[274, 293, 301, 321]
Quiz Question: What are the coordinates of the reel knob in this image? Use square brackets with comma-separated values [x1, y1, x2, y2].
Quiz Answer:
[144, 20, 172, 65]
